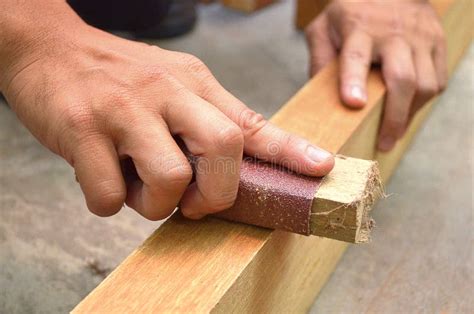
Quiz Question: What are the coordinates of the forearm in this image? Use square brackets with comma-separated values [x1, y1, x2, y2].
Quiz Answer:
[0, 0, 84, 89]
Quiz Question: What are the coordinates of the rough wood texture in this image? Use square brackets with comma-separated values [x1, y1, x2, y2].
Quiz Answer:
[221, 0, 275, 12]
[73, 1, 473, 312]
[310, 156, 381, 243]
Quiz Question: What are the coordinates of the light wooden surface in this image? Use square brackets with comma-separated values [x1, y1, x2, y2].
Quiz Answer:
[73, 1, 473, 312]
[310, 156, 381, 243]
[221, 0, 275, 12]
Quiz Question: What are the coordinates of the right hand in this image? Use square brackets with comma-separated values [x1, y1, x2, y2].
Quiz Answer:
[1, 23, 334, 220]
[305, 0, 447, 151]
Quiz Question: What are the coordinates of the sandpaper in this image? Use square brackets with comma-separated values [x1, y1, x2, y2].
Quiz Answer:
[214, 158, 323, 235]
[146, 138, 323, 235]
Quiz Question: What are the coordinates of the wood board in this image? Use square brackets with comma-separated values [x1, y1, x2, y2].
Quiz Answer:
[72, 0, 473, 312]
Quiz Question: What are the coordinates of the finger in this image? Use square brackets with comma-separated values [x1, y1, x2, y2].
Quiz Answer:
[120, 119, 193, 221]
[339, 31, 373, 108]
[408, 48, 439, 125]
[160, 55, 334, 176]
[162, 88, 243, 219]
[242, 119, 335, 176]
[192, 82, 334, 176]
[73, 135, 126, 217]
[433, 38, 448, 91]
[305, 13, 338, 76]
[378, 39, 416, 152]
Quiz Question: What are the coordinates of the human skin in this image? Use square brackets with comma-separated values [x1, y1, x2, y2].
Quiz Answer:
[0, 0, 335, 221]
[305, 0, 447, 151]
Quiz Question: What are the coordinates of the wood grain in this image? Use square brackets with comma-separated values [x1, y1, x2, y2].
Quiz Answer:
[221, 0, 275, 13]
[73, 1, 473, 312]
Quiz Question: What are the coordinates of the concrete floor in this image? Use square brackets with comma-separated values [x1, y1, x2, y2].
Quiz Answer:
[0, 1, 472, 313]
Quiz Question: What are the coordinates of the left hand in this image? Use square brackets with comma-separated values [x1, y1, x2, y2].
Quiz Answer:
[305, 0, 448, 151]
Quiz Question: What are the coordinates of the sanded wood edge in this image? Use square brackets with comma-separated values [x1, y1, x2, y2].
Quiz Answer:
[310, 156, 382, 243]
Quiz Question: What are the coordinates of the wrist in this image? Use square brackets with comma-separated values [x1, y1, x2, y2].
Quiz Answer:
[0, 0, 86, 91]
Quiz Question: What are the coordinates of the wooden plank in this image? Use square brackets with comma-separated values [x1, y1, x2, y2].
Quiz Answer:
[221, 0, 275, 13]
[295, 0, 329, 29]
[72, 0, 473, 312]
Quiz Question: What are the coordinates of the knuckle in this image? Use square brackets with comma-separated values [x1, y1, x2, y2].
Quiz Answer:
[205, 193, 237, 213]
[56, 109, 104, 161]
[103, 91, 134, 112]
[195, 77, 218, 101]
[238, 109, 267, 138]
[179, 54, 217, 98]
[142, 65, 172, 84]
[341, 9, 363, 31]
[383, 116, 405, 133]
[264, 132, 296, 161]
[344, 49, 367, 63]
[181, 54, 209, 74]
[146, 44, 163, 54]
[161, 161, 193, 188]
[416, 80, 439, 98]
[61, 106, 96, 133]
[386, 67, 416, 91]
[87, 183, 125, 217]
[282, 132, 299, 149]
[214, 124, 244, 151]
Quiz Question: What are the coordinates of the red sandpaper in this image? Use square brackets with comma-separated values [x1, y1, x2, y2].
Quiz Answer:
[214, 158, 323, 235]
[170, 138, 322, 235]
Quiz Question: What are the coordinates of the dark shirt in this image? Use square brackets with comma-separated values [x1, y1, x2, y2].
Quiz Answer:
[67, 0, 172, 32]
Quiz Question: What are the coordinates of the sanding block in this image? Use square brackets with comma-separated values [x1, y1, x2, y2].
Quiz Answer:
[122, 140, 382, 243]
[213, 155, 383, 243]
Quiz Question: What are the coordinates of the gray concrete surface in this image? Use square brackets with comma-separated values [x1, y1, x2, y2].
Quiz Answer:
[0, 1, 472, 313]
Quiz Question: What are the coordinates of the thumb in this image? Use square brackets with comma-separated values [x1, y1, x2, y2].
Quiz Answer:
[242, 118, 335, 177]
[183, 69, 335, 177]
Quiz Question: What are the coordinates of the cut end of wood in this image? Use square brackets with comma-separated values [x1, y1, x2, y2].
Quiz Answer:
[310, 155, 384, 243]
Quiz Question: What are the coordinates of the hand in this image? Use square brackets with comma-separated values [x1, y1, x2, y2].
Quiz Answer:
[305, 0, 447, 151]
[1, 23, 334, 221]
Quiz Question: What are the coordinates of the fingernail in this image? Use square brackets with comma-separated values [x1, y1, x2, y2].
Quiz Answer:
[350, 85, 367, 103]
[306, 145, 333, 163]
[378, 135, 396, 151]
